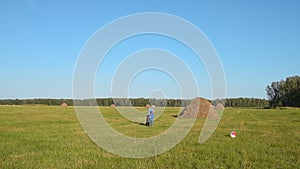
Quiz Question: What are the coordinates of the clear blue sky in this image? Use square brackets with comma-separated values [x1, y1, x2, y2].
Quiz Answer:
[1, 0, 299, 99]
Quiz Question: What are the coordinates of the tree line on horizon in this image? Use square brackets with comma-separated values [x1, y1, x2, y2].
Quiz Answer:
[266, 75, 300, 108]
[222, 98, 269, 108]
[0, 98, 187, 107]
[0, 97, 269, 108]
[2, 75, 299, 108]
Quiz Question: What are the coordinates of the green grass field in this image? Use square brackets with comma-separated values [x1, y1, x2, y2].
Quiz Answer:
[0, 106, 299, 168]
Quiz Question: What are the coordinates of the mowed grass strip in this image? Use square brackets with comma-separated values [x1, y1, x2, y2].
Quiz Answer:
[100, 107, 179, 138]
[0, 106, 299, 168]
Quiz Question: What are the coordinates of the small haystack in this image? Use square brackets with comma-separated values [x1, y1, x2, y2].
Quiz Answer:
[179, 97, 220, 119]
[61, 103, 68, 107]
[145, 104, 151, 108]
[110, 104, 116, 108]
[215, 103, 225, 110]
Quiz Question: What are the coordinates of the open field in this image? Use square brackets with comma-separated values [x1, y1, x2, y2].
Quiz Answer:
[0, 106, 299, 168]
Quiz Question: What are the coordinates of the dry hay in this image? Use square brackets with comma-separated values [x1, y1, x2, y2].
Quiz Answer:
[61, 103, 68, 107]
[110, 104, 116, 108]
[179, 97, 222, 119]
[215, 103, 225, 110]
[145, 104, 151, 108]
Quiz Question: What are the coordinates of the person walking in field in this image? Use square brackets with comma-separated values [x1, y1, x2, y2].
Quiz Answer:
[146, 105, 155, 126]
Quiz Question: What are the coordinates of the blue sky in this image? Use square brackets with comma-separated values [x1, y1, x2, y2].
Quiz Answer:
[1, 0, 299, 99]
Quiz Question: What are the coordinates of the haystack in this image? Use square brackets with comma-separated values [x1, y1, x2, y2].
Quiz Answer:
[61, 103, 68, 107]
[110, 104, 116, 108]
[145, 104, 151, 108]
[179, 97, 220, 119]
[215, 103, 225, 110]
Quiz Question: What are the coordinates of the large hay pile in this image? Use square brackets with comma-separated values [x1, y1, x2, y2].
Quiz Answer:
[145, 104, 151, 108]
[179, 97, 221, 119]
[61, 103, 68, 107]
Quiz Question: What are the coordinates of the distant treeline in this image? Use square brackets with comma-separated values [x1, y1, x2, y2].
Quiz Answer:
[222, 98, 269, 108]
[266, 75, 300, 108]
[74, 98, 192, 107]
[0, 98, 190, 107]
[0, 98, 75, 106]
[0, 97, 269, 108]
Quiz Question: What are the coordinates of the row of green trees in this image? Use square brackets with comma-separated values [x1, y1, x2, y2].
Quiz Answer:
[266, 75, 300, 108]
[222, 98, 269, 108]
[0, 98, 189, 107]
[109, 98, 191, 107]
[2, 76, 298, 108]
[74, 98, 191, 107]
[0, 98, 74, 106]
[0, 97, 269, 107]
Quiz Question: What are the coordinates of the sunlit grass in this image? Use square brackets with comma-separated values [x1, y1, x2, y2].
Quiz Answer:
[0, 106, 299, 168]
[101, 107, 180, 138]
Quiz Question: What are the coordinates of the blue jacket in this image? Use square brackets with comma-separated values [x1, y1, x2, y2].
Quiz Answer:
[148, 107, 154, 121]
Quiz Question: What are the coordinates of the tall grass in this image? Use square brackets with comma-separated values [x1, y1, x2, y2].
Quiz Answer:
[0, 106, 299, 168]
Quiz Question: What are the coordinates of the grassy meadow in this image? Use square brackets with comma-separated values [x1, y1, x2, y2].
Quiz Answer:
[0, 105, 299, 168]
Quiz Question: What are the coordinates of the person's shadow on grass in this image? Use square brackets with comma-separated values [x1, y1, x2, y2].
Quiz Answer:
[134, 122, 146, 126]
